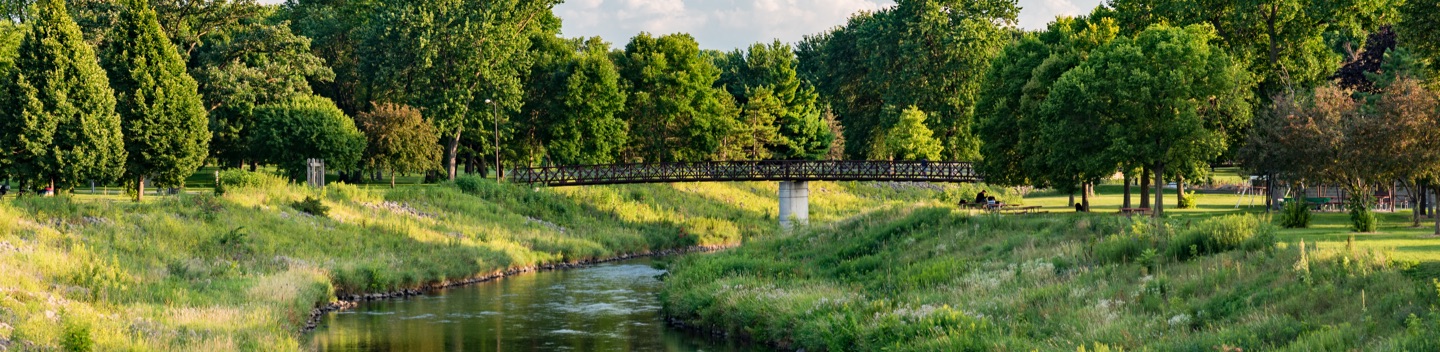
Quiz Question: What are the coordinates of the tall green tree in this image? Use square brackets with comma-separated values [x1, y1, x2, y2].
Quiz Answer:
[249, 95, 364, 180]
[520, 36, 628, 166]
[714, 41, 832, 160]
[0, 0, 124, 192]
[284, 0, 379, 115]
[799, 0, 1019, 160]
[359, 0, 557, 180]
[617, 33, 739, 162]
[355, 103, 439, 187]
[1397, 0, 1440, 75]
[1083, 24, 1254, 217]
[100, 0, 209, 201]
[190, 9, 333, 169]
[977, 16, 1118, 191]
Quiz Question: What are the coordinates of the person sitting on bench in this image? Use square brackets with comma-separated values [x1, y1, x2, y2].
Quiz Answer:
[987, 196, 999, 209]
[974, 191, 988, 205]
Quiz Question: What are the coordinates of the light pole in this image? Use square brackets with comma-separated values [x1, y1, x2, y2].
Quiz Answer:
[485, 99, 502, 181]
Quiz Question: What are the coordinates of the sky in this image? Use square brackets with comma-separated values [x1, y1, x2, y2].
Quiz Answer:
[257, 0, 1106, 51]
[553, 0, 1105, 50]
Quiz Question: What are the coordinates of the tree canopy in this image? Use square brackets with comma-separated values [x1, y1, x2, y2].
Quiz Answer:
[249, 95, 365, 180]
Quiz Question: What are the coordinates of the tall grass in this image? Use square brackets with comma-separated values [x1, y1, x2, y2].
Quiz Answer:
[660, 206, 1440, 351]
[0, 172, 943, 351]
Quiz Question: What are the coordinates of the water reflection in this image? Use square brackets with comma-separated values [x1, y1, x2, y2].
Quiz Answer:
[309, 259, 762, 352]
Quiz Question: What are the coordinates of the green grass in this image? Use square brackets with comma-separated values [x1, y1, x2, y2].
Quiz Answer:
[660, 205, 1440, 351]
[0, 172, 941, 351]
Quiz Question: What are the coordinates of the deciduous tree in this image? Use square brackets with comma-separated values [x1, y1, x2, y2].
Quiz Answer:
[356, 103, 439, 187]
[249, 95, 364, 180]
[617, 33, 738, 162]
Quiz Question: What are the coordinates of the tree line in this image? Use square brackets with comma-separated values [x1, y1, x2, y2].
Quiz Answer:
[976, 0, 1440, 220]
[3, 0, 1439, 219]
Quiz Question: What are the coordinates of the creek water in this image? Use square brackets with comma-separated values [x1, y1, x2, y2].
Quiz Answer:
[307, 258, 762, 351]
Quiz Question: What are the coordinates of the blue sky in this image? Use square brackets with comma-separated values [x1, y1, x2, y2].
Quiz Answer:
[260, 0, 1105, 50]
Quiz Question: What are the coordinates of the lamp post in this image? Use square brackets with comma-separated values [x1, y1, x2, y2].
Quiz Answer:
[485, 99, 502, 181]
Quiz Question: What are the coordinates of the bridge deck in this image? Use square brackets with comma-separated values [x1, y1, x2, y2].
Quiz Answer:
[508, 160, 981, 187]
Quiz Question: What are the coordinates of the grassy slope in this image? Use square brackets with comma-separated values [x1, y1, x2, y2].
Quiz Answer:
[660, 205, 1440, 351]
[0, 173, 938, 351]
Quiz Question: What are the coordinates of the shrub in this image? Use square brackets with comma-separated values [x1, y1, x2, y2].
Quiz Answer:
[215, 169, 287, 195]
[1167, 214, 1272, 260]
[1278, 199, 1311, 228]
[291, 196, 329, 217]
[61, 315, 93, 352]
[1178, 191, 1197, 209]
[1347, 195, 1377, 232]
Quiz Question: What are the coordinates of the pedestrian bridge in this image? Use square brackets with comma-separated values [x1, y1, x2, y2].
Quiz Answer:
[509, 160, 983, 228]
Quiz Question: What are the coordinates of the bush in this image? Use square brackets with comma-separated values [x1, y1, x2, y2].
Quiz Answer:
[291, 196, 330, 217]
[1167, 214, 1273, 260]
[61, 315, 93, 352]
[249, 95, 366, 180]
[1279, 199, 1311, 228]
[1348, 195, 1377, 232]
[1178, 191, 1197, 209]
[215, 169, 287, 195]
[1095, 232, 1153, 264]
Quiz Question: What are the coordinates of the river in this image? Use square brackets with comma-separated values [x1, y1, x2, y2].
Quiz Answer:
[307, 258, 762, 351]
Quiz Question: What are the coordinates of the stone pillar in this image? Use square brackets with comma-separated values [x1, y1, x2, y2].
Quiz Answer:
[779, 181, 810, 230]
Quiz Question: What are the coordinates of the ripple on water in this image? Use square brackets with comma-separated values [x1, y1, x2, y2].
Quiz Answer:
[399, 313, 435, 320]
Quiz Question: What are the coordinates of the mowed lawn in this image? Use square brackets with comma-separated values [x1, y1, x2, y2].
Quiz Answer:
[1012, 169, 1440, 262]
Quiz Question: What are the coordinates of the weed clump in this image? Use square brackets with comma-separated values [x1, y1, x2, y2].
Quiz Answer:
[291, 196, 330, 217]
[215, 169, 287, 195]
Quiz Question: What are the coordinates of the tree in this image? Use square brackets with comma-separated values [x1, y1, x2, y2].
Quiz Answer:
[191, 10, 334, 169]
[718, 86, 783, 160]
[283, 0, 379, 115]
[0, 0, 125, 192]
[977, 16, 1119, 193]
[617, 33, 738, 162]
[249, 95, 365, 180]
[100, 0, 209, 201]
[1086, 24, 1254, 217]
[519, 36, 628, 166]
[355, 103, 439, 187]
[714, 41, 832, 160]
[359, 0, 557, 180]
[1398, 0, 1440, 75]
[798, 0, 1019, 160]
[876, 106, 943, 161]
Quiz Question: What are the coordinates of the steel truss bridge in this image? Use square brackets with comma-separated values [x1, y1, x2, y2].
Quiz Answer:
[508, 160, 982, 187]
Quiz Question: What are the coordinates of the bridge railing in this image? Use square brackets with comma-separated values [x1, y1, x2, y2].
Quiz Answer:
[508, 160, 981, 186]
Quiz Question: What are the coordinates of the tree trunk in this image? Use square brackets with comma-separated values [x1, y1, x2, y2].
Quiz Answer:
[464, 156, 475, 175]
[1411, 181, 1420, 227]
[1068, 191, 1075, 207]
[136, 175, 145, 202]
[1433, 186, 1439, 235]
[1266, 175, 1275, 211]
[446, 127, 462, 181]
[1153, 163, 1166, 217]
[390, 170, 396, 189]
[1123, 172, 1133, 209]
[1081, 183, 1092, 212]
[1176, 175, 1186, 209]
[1140, 167, 1151, 209]
[1421, 183, 1429, 217]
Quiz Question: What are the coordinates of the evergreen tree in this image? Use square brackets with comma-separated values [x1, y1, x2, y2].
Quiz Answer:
[0, 0, 124, 192]
[100, 0, 209, 201]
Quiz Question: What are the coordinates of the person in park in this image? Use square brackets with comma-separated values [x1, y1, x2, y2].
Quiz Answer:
[0, 183, 8, 198]
[975, 190, 988, 204]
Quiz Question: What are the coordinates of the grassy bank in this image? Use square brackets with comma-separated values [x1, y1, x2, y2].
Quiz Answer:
[0, 172, 939, 351]
[659, 205, 1440, 351]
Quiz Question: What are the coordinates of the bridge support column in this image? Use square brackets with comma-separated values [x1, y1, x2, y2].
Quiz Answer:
[779, 181, 809, 230]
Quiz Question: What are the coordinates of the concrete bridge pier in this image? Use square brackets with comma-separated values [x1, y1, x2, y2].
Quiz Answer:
[778, 181, 809, 230]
